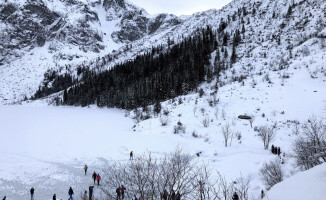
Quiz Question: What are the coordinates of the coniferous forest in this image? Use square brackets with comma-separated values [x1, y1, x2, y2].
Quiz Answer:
[34, 26, 229, 109]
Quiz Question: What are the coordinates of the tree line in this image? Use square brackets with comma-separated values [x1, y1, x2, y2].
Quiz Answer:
[32, 24, 241, 109]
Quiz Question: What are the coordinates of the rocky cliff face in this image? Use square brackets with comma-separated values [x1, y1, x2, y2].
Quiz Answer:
[0, 0, 181, 65]
[0, 0, 325, 104]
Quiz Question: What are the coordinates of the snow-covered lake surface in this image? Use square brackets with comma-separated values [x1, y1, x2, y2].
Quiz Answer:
[0, 63, 325, 199]
[0, 106, 212, 199]
[0, 105, 269, 199]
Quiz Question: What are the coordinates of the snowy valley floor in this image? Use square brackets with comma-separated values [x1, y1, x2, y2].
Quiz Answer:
[0, 65, 326, 200]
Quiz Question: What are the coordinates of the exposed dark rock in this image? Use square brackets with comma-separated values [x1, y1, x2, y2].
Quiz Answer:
[0, 3, 17, 20]
[37, 35, 46, 47]
[103, 0, 126, 10]
[238, 115, 252, 120]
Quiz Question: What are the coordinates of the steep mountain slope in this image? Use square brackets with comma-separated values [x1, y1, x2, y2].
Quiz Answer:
[1, 0, 325, 104]
[0, 0, 325, 198]
[0, 0, 181, 103]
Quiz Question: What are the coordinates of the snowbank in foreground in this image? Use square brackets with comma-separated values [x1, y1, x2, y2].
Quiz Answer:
[265, 163, 326, 200]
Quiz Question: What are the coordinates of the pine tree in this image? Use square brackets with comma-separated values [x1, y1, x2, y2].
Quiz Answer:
[63, 89, 68, 103]
[224, 48, 228, 59]
[242, 24, 245, 34]
[230, 45, 237, 64]
[223, 32, 229, 46]
[286, 5, 292, 18]
[154, 101, 162, 115]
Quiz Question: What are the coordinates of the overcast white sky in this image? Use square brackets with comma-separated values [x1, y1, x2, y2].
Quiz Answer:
[129, 0, 233, 16]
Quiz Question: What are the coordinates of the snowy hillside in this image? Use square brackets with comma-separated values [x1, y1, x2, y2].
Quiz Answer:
[0, 52, 325, 199]
[0, 0, 326, 199]
[0, 0, 181, 103]
[264, 163, 326, 200]
[1, 0, 325, 104]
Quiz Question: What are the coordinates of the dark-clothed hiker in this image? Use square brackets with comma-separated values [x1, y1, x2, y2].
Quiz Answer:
[96, 174, 101, 186]
[68, 187, 74, 200]
[89, 186, 94, 200]
[2, 196, 6, 200]
[261, 190, 265, 199]
[30, 187, 35, 200]
[130, 151, 133, 160]
[170, 189, 176, 200]
[176, 192, 181, 200]
[84, 165, 88, 175]
[52, 194, 56, 200]
[162, 189, 168, 200]
[121, 185, 126, 199]
[116, 187, 121, 199]
[92, 171, 97, 184]
[83, 190, 87, 200]
[232, 192, 239, 200]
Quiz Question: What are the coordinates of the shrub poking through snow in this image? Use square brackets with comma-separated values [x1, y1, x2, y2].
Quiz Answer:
[258, 125, 277, 150]
[174, 120, 186, 134]
[259, 158, 284, 190]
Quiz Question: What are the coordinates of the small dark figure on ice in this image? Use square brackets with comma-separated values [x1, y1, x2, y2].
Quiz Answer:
[96, 174, 101, 186]
[130, 151, 134, 160]
[116, 186, 121, 199]
[84, 164, 88, 175]
[82, 190, 88, 200]
[92, 171, 97, 184]
[162, 189, 168, 200]
[68, 187, 74, 200]
[121, 185, 126, 199]
[170, 189, 176, 200]
[277, 147, 281, 156]
[176, 191, 181, 200]
[232, 192, 239, 200]
[89, 186, 94, 200]
[52, 194, 56, 200]
[30, 187, 35, 200]
[261, 190, 265, 199]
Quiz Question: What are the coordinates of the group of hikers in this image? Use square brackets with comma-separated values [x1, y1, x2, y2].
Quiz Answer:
[1, 151, 269, 200]
[24, 185, 94, 200]
[231, 190, 265, 200]
[84, 164, 102, 186]
[161, 189, 181, 200]
[1, 165, 99, 200]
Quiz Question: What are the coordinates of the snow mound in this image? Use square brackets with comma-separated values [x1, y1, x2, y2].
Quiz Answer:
[265, 163, 326, 200]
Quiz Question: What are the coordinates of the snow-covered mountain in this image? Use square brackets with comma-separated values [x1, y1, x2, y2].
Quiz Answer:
[0, 0, 325, 199]
[1, 0, 325, 104]
[0, 0, 181, 102]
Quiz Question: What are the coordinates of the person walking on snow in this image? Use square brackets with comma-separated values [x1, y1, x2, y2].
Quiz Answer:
[130, 151, 133, 160]
[82, 190, 88, 200]
[162, 189, 168, 200]
[84, 164, 88, 176]
[30, 187, 35, 200]
[92, 171, 97, 184]
[116, 187, 121, 199]
[232, 192, 239, 200]
[68, 187, 74, 200]
[2, 196, 6, 200]
[176, 192, 181, 200]
[121, 185, 126, 199]
[96, 174, 101, 186]
[52, 194, 56, 200]
[89, 186, 94, 200]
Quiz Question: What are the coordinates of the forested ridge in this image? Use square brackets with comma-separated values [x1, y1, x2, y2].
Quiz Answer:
[34, 25, 234, 109]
